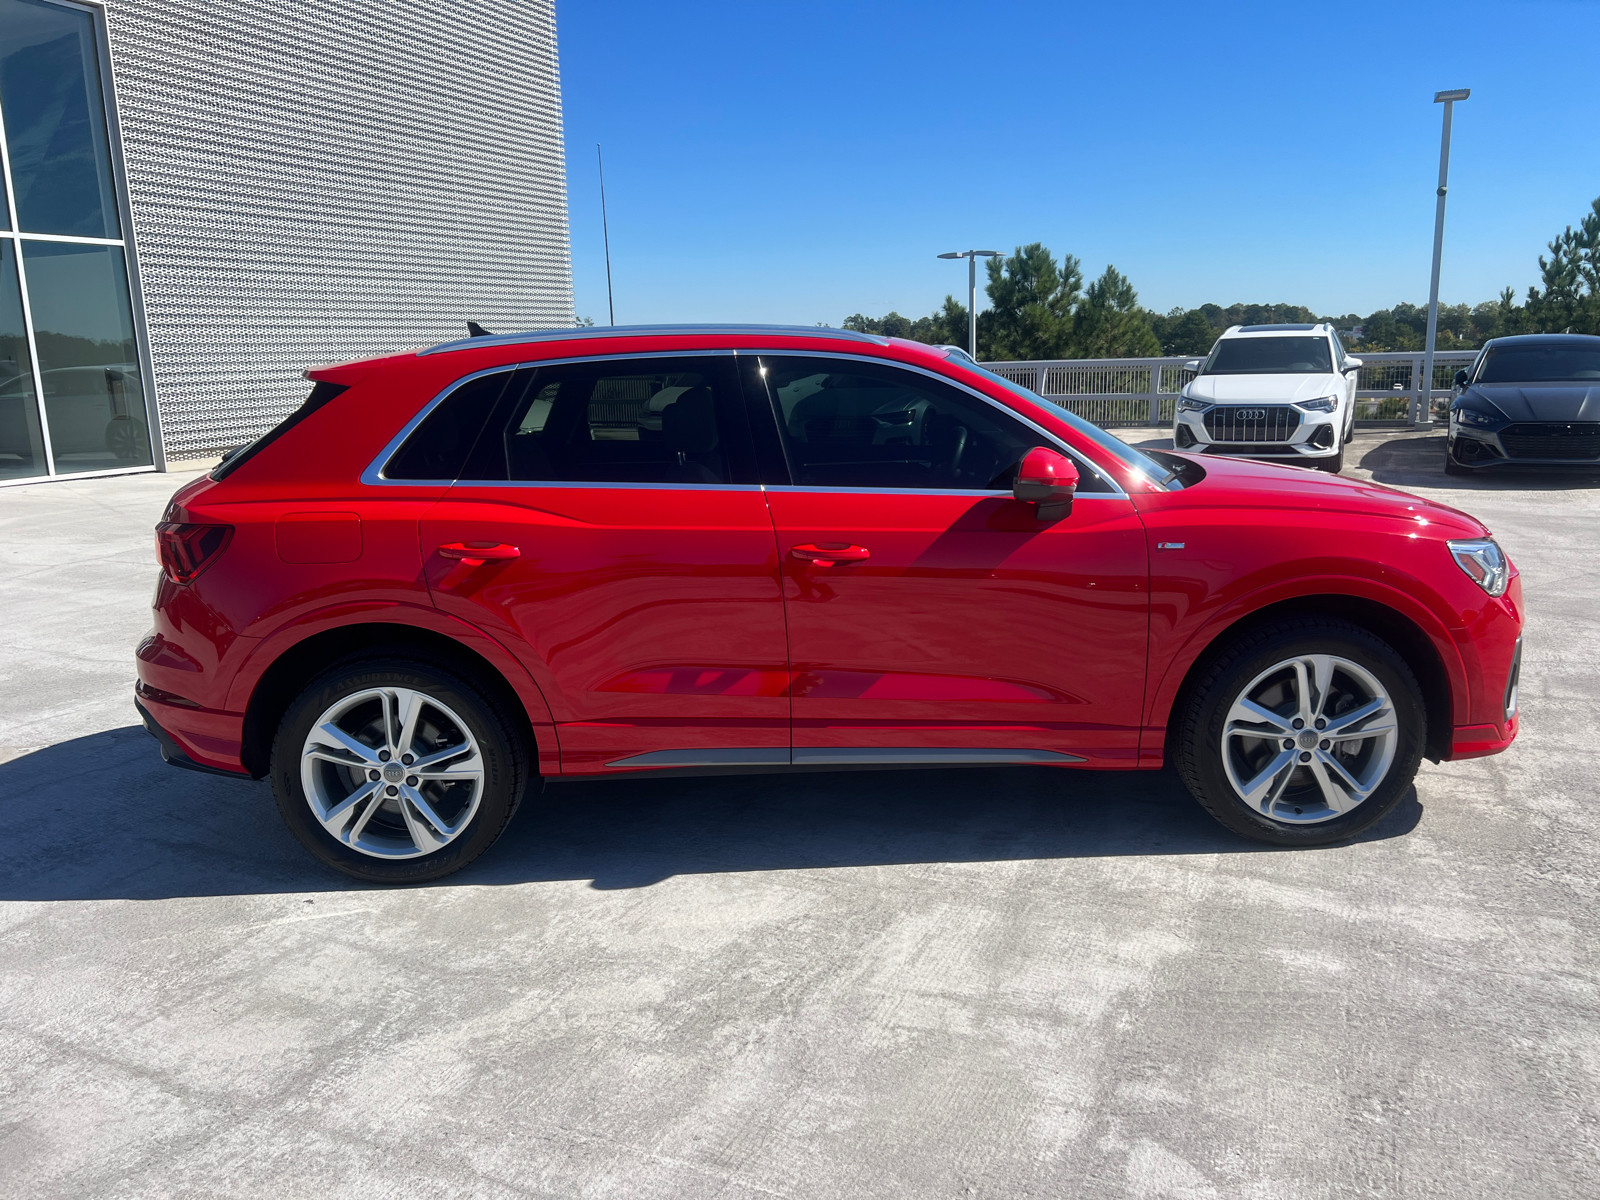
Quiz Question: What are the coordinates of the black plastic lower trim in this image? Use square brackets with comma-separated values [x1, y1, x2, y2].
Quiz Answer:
[136, 698, 253, 780]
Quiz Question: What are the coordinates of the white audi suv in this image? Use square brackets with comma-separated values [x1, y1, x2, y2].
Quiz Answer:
[1172, 323, 1362, 472]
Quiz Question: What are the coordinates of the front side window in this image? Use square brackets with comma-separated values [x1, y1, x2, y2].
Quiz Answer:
[1205, 336, 1332, 375]
[757, 356, 1105, 492]
[1476, 343, 1600, 383]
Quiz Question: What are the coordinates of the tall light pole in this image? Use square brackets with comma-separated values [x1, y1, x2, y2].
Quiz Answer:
[1417, 88, 1470, 429]
[938, 249, 1001, 359]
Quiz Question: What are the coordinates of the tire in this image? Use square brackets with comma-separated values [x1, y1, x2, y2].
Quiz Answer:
[269, 655, 531, 883]
[1443, 441, 1474, 477]
[1314, 436, 1344, 473]
[1175, 618, 1425, 847]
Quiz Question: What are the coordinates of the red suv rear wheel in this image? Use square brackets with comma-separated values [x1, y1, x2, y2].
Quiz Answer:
[269, 656, 531, 882]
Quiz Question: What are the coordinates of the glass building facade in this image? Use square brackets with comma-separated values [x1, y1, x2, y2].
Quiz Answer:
[1, 0, 572, 483]
[0, 0, 152, 481]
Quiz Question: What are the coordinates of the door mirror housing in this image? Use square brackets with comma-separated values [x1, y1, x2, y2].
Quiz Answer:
[1183, 358, 1203, 373]
[1013, 447, 1079, 521]
[1343, 356, 1364, 373]
[1453, 368, 1470, 388]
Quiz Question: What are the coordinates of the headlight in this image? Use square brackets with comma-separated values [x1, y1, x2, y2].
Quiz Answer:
[1297, 397, 1337, 413]
[1177, 396, 1209, 412]
[1452, 406, 1502, 428]
[1448, 537, 1509, 597]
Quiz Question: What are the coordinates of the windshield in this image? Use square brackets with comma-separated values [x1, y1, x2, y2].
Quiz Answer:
[1205, 336, 1331, 375]
[1477, 344, 1600, 383]
[962, 362, 1178, 489]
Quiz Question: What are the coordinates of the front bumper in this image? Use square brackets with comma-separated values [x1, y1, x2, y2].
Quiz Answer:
[1449, 425, 1600, 469]
[1174, 407, 1340, 459]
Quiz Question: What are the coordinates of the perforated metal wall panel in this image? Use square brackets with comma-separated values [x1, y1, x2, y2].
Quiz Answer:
[102, 0, 573, 461]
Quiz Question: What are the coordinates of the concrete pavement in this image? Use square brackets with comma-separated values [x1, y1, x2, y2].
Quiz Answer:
[1, 431, 1597, 1198]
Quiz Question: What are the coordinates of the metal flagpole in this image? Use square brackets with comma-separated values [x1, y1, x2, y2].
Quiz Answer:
[1417, 88, 1470, 428]
[597, 143, 615, 326]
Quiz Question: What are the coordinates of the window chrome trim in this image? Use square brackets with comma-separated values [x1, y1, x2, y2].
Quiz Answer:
[361, 349, 745, 488]
[365, 345, 1126, 497]
[742, 347, 1127, 497]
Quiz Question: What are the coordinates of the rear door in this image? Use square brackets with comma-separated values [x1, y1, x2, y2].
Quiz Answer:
[398, 353, 789, 775]
[744, 354, 1150, 768]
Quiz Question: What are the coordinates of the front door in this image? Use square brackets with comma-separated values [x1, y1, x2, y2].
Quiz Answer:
[747, 354, 1149, 768]
[409, 354, 789, 774]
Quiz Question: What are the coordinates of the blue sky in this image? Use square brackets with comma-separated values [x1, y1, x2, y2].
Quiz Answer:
[557, 0, 1600, 326]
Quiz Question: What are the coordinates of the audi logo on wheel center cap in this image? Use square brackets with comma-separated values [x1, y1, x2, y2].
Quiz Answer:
[383, 763, 405, 783]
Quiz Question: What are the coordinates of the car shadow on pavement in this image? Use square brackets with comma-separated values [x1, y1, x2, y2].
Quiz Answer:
[0, 726, 1422, 901]
[1359, 433, 1600, 491]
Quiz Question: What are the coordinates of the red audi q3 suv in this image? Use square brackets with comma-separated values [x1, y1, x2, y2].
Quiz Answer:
[136, 326, 1523, 882]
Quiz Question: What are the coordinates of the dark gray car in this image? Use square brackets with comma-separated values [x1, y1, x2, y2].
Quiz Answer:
[1446, 334, 1600, 474]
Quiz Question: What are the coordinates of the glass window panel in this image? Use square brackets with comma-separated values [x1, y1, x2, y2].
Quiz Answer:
[0, 0, 121, 238]
[384, 370, 516, 481]
[0, 240, 46, 479]
[22, 240, 150, 472]
[455, 357, 750, 485]
[758, 356, 1107, 492]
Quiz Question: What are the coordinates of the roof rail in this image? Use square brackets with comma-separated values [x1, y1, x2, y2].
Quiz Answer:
[419, 323, 891, 356]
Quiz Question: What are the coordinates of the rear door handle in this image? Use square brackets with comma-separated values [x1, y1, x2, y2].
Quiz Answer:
[438, 542, 520, 565]
[790, 543, 870, 566]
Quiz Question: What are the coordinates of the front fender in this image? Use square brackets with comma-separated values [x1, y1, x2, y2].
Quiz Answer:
[1141, 573, 1470, 764]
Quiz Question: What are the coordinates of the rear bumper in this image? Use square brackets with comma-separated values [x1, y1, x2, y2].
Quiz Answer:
[135, 686, 251, 777]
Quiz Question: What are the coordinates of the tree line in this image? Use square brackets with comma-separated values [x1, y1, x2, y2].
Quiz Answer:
[842, 195, 1600, 359]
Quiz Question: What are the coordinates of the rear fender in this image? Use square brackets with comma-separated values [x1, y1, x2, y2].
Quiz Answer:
[226, 601, 559, 773]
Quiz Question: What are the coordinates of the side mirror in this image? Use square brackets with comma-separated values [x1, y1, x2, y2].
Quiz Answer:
[1013, 446, 1079, 521]
[1183, 358, 1203, 373]
[1344, 356, 1364, 372]
[1453, 368, 1470, 388]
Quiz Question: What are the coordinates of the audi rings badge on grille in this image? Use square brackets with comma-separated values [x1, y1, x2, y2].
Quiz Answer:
[1238, 409, 1267, 420]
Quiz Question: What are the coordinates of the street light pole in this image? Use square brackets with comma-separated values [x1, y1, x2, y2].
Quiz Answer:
[937, 249, 1002, 359]
[1417, 88, 1469, 429]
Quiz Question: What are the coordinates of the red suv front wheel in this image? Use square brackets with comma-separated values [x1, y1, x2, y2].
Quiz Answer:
[1175, 618, 1426, 846]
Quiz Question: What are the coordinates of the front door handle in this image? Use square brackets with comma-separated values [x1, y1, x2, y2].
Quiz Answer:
[790, 543, 870, 566]
[438, 542, 520, 566]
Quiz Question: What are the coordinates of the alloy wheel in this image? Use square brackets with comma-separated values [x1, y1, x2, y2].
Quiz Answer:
[299, 687, 485, 858]
[1220, 653, 1398, 824]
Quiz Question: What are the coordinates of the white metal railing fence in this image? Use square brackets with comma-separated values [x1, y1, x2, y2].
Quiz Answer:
[982, 351, 1480, 428]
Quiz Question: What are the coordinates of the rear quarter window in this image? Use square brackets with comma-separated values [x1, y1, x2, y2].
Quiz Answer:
[383, 370, 518, 480]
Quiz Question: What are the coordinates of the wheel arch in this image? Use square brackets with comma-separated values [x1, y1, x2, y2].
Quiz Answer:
[1160, 593, 1456, 765]
[237, 618, 551, 779]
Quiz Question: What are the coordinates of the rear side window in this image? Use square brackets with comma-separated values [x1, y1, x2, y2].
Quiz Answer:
[384, 370, 515, 480]
[456, 355, 754, 485]
[212, 380, 349, 480]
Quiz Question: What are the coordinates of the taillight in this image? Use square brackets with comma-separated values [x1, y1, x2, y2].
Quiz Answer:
[156, 522, 233, 584]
